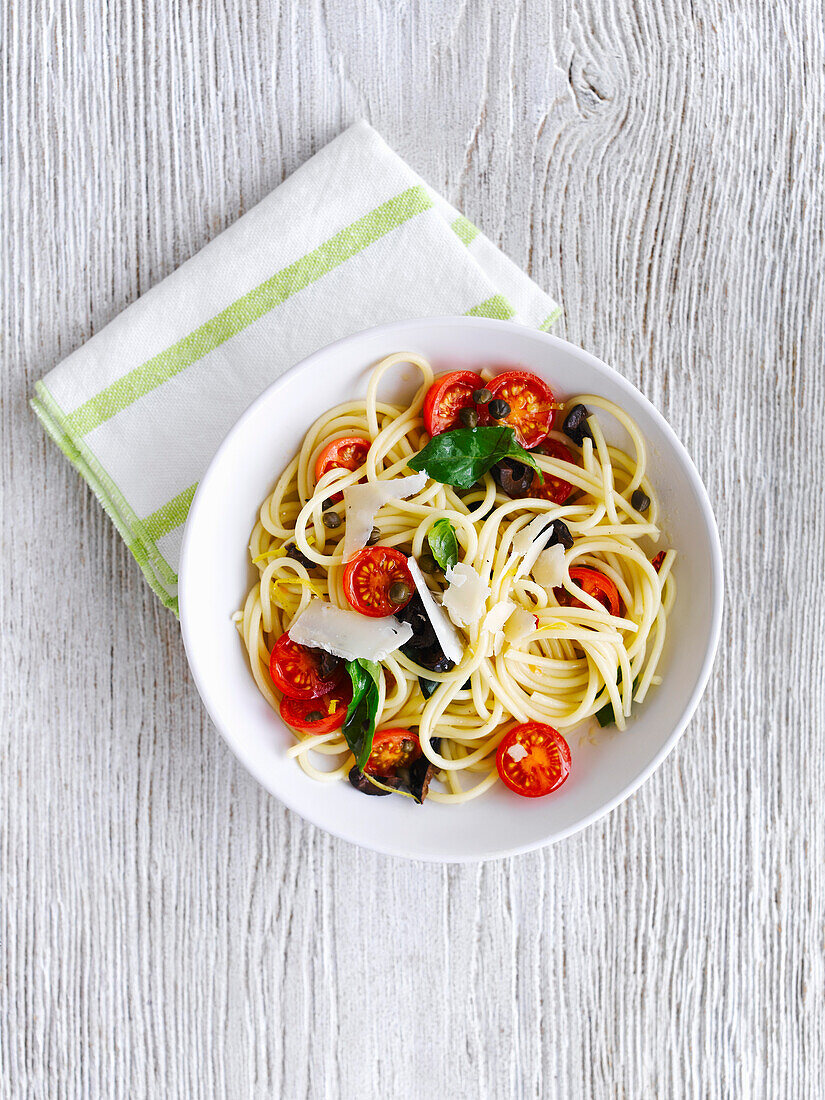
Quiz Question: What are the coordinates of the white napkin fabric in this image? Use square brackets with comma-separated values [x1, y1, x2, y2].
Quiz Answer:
[32, 121, 560, 611]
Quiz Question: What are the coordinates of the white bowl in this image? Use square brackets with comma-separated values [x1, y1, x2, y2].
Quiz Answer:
[179, 317, 722, 862]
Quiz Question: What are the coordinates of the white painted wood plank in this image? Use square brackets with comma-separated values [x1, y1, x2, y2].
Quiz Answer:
[2, 0, 824, 1096]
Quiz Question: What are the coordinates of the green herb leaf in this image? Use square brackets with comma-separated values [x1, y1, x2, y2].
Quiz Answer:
[342, 658, 381, 770]
[595, 696, 619, 727]
[595, 674, 639, 727]
[427, 518, 459, 571]
[419, 676, 439, 699]
[409, 426, 543, 490]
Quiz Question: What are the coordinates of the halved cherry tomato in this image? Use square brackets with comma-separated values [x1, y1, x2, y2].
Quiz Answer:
[528, 439, 576, 504]
[496, 722, 571, 797]
[343, 546, 414, 617]
[423, 370, 484, 436]
[486, 369, 556, 449]
[268, 633, 344, 699]
[365, 728, 422, 776]
[651, 551, 666, 573]
[279, 680, 353, 734]
[556, 566, 621, 617]
[314, 436, 371, 502]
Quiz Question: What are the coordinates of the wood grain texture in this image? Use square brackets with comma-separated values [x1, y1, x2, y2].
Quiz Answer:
[2, 1, 824, 1096]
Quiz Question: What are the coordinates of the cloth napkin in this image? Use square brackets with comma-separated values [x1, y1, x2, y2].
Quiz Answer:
[32, 121, 560, 612]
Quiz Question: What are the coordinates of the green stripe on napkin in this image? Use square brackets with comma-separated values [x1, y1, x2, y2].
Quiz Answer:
[64, 185, 434, 437]
[32, 122, 562, 613]
[141, 484, 199, 543]
[31, 382, 180, 607]
[451, 215, 480, 246]
[539, 308, 564, 331]
[31, 182, 444, 609]
[465, 295, 516, 320]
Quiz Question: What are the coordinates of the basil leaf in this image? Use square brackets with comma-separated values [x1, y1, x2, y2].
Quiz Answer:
[595, 696, 619, 728]
[419, 676, 439, 699]
[595, 674, 639, 727]
[427, 518, 459, 571]
[342, 658, 381, 770]
[409, 426, 542, 489]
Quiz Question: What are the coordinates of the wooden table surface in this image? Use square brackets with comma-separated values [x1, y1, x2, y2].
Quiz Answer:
[3, 2, 824, 1096]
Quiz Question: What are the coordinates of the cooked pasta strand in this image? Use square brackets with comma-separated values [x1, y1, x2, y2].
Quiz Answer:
[237, 354, 675, 803]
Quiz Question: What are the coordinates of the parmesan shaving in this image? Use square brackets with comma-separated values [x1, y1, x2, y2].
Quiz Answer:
[485, 601, 516, 633]
[531, 543, 567, 588]
[407, 558, 464, 665]
[288, 599, 412, 661]
[342, 473, 427, 560]
[513, 516, 560, 581]
[504, 608, 538, 644]
[443, 563, 491, 628]
[512, 514, 552, 555]
[483, 601, 516, 657]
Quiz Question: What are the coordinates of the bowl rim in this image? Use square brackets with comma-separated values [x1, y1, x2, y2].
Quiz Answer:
[179, 316, 724, 862]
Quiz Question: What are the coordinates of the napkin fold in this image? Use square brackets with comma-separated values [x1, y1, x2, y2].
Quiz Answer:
[32, 121, 560, 611]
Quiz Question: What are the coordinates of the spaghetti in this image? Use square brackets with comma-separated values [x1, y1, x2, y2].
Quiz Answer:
[236, 352, 676, 804]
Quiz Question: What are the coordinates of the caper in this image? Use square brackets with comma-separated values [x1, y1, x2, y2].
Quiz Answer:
[631, 488, 651, 514]
[401, 738, 415, 755]
[322, 510, 341, 529]
[418, 552, 438, 574]
[472, 387, 492, 405]
[459, 406, 479, 429]
[305, 711, 324, 723]
[366, 526, 380, 545]
[389, 581, 412, 605]
[488, 398, 511, 420]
